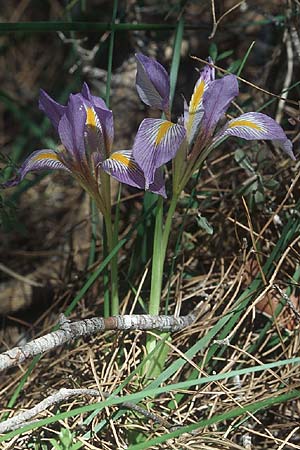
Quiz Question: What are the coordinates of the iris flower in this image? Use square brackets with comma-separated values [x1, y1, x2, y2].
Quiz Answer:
[131, 53, 295, 193]
[4, 83, 166, 207]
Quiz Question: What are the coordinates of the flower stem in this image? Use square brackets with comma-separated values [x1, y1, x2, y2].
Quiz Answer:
[148, 193, 179, 315]
[100, 171, 119, 316]
[145, 193, 179, 377]
[148, 196, 164, 315]
[96, 171, 119, 317]
[103, 209, 119, 316]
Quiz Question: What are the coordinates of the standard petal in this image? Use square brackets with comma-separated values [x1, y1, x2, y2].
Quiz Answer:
[81, 82, 109, 110]
[201, 74, 239, 137]
[58, 94, 86, 162]
[135, 53, 170, 112]
[185, 60, 215, 144]
[101, 150, 166, 197]
[222, 112, 295, 160]
[201, 57, 215, 83]
[132, 118, 186, 188]
[83, 104, 114, 159]
[83, 104, 105, 160]
[94, 106, 114, 156]
[80, 84, 114, 158]
[3, 149, 68, 187]
[39, 89, 65, 131]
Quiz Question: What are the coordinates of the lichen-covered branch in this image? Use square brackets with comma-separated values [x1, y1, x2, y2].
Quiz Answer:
[0, 387, 170, 434]
[0, 311, 198, 372]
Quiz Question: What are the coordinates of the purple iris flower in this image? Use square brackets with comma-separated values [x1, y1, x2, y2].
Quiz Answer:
[4, 83, 166, 201]
[131, 54, 295, 190]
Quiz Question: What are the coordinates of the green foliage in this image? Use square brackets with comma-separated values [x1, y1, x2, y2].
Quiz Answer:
[196, 212, 214, 235]
[50, 428, 75, 450]
[234, 147, 280, 211]
[209, 42, 234, 62]
[0, 194, 17, 232]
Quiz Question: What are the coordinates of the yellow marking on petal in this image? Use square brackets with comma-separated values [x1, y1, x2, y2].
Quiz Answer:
[189, 80, 205, 114]
[111, 153, 136, 169]
[33, 152, 60, 162]
[155, 121, 173, 145]
[186, 80, 205, 138]
[86, 107, 97, 128]
[228, 120, 262, 131]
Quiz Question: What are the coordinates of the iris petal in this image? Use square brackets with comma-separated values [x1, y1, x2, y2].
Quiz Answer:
[132, 118, 186, 188]
[39, 90, 65, 131]
[135, 53, 170, 112]
[201, 74, 239, 137]
[93, 106, 114, 156]
[185, 61, 215, 144]
[222, 112, 295, 160]
[82, 98, 114, 159]
[58, 94, 87, 163]
[81, 82, 109, 110]
[3, 149, 68, 187]
[102, 150, 144, 188]
[101, 150, 166, 197]
[84, 105, 105, 159]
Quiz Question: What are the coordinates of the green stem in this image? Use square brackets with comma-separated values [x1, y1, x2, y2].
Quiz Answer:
[103, 208, 119, 316]
[87, 199, 99, 268]
[94, 172, 119, 317]
[161, 193, 179, 259]
[145, 193, 180, 377]
[102, 172, 119, 316]
[148, 193, 179, 315]
[148, 197, 164, 315]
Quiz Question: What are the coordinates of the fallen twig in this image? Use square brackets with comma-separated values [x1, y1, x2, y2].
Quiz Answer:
[0, 387, 170, 434]
[0, 310, 198, 372]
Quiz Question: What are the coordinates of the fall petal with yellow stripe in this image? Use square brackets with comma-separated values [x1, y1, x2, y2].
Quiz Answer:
[101, 150, 166, 198]
[2, 149, 69, 187]
[132, 118, 186, 188]
[220, 112, 295, 160]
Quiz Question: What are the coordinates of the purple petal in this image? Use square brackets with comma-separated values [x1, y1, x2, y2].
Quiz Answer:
[58, 94, 86, 163]
[84, 104, 106, 160]
[150, 167, 167, 197]
[39, 90, 65, 131]
[3, 149, 68, 187]
[135, 53, 170, 112]
[201, 57, 215, 83]
[185, 60, 215, 144]
[221, 112, 295, 160]
[101, 150, 166, 197]
[102, 150, 145, 188]
[80, 84, 114, 158]
[132, 118, 186, 188]
[81, 82, 109, 110]
[201, 74, 239, 137]
[94, 106, 114, 156]
[84, 104, 114, 159]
